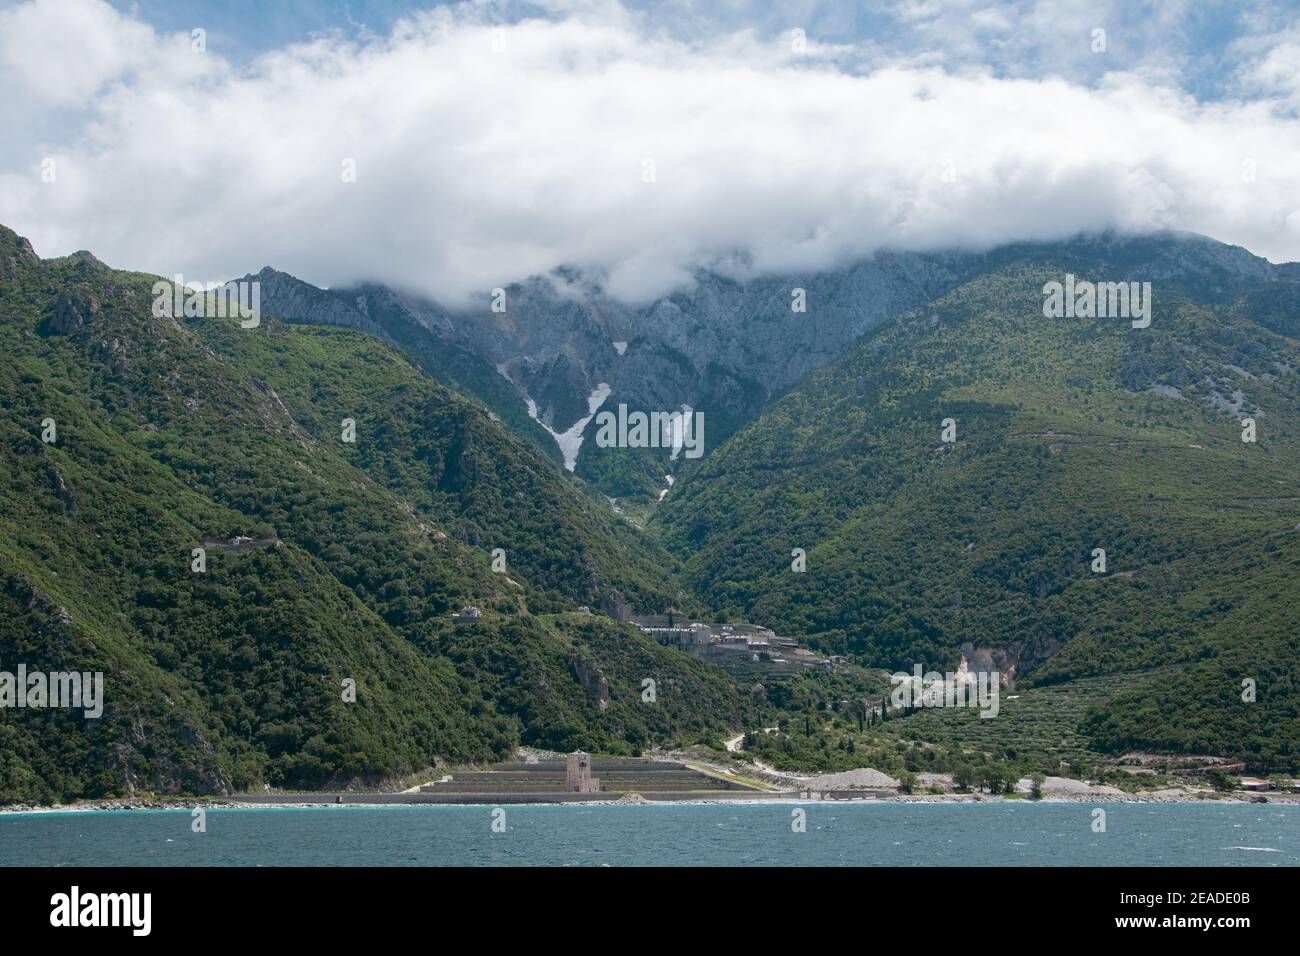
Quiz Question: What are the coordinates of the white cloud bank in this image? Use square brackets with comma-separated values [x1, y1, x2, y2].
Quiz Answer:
[2, 0, 1300, 305]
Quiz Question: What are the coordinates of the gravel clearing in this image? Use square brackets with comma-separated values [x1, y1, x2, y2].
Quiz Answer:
[804, 768, 900, 789]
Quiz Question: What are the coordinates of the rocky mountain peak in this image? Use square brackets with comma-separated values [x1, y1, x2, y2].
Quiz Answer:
[0, 225, 40, 277]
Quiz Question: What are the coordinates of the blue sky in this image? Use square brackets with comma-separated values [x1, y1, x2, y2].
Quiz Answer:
[2, 0, 1299, 301]
[107, 0, 417, 56]
[83, 0, 1283, 98]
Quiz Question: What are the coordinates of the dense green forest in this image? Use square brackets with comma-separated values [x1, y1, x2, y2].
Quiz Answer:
[3, 224, 1298, 805]
[655, 248, 1300, 771]
[0, 226, 738, 803]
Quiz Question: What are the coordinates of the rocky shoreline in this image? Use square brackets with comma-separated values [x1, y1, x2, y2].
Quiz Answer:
[4, 789, 1296, 813]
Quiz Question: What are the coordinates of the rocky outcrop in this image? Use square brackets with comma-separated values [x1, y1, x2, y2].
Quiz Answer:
[48, 289, 99, 335]
[569, 655, 609, 712]
[50, 467, 77, 518]
[509, 352, 594, 429]
[238, 267, 389, 341]
[66, 250, 108, 271]
[600, 588, 631, 622]
[0, 226, 38, 277]
[92, 335, 128, 374]
[961, 635, 1063, 685]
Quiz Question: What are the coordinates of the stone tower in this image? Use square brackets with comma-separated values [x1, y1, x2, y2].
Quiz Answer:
[565, 751, 600, 793]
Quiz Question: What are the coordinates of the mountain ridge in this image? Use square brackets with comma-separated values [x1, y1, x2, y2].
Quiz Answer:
[0, 224, 746, 804]
[653, 237, 1300, 768]
[247, 230, 1300, 511]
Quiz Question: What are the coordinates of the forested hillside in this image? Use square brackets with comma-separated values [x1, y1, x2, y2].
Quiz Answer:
[4, 223, 1298, 805]
[0, 226, 741, 803]
[655, 237, 1300, 769]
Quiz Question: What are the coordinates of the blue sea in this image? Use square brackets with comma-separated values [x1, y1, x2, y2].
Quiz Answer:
[2, 802, 1296, 866]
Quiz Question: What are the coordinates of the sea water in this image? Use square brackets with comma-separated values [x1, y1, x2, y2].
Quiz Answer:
[1, 802, 1296, 867]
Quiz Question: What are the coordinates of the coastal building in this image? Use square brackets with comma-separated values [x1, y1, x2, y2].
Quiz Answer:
[627, 609, 841, 677]
[565, 751, 601, 793]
